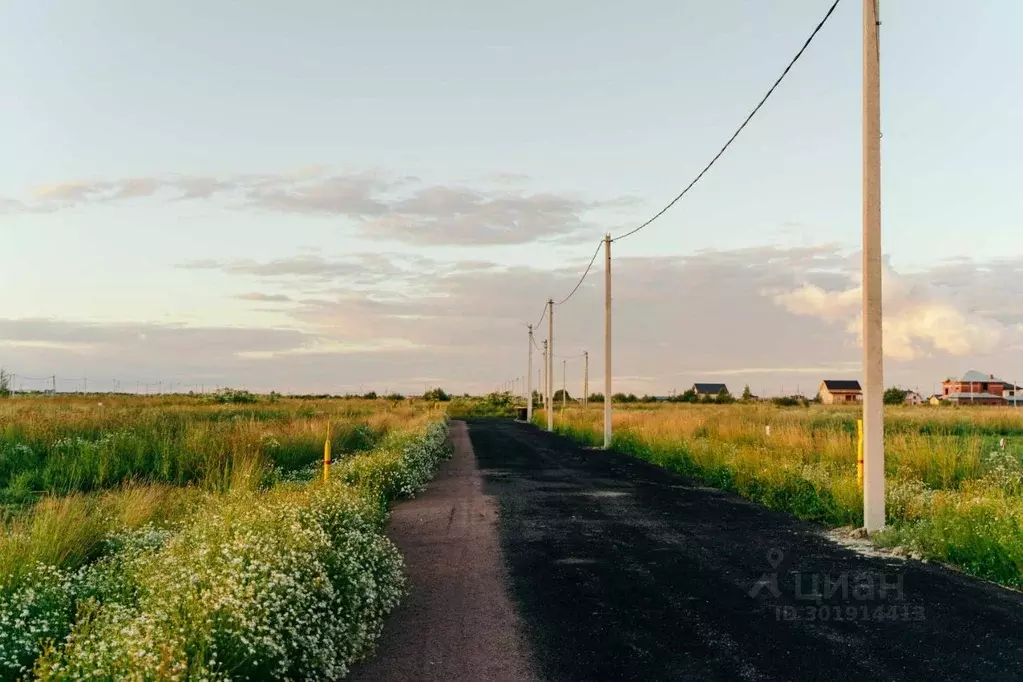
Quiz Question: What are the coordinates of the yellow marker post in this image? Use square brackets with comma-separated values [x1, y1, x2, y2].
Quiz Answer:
[323, 422, 332, 483]
[856, 418, 864, 491]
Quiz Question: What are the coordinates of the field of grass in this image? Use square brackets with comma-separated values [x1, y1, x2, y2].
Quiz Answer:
[0, 395, 449, 680]
[543, 403, 1023, 588]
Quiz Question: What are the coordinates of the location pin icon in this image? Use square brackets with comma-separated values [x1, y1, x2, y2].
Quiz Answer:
[767, 548, 784, 569]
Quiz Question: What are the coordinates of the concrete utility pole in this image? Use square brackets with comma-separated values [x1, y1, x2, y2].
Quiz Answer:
[542, 340, 549, 414]
[52, 375, 56, 395]
[562, 359, 567, 409]
[583, 351, 589, 408]
[862, 0, 885, 532]
[527, 328, 534, 422]
[603, 233, 612, 448]
[547, 299, 554, 432]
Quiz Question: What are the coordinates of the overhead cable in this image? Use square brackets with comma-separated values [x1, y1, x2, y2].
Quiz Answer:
[612, 0, 843, 242]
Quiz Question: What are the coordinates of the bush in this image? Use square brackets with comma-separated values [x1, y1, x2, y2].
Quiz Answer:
[446, 394, 518, 419]
[422, 388, 451, 402]
[884, 387, 909, 405]
[2, 423, 452, 680]
[199, 388, 258, 404]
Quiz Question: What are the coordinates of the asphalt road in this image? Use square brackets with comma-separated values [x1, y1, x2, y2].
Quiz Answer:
[358, 419, 1023, 681]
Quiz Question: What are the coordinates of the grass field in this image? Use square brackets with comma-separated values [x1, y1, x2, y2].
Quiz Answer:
[0, 395, 449, 680]
[544, 402, 1023, 588]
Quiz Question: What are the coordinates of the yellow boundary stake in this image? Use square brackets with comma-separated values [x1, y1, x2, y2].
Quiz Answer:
[856, 418, 864, 491]
[323, 421, 332, 483]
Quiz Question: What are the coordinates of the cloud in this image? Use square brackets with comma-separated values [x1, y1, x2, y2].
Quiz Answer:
[363, 187, 599, 245]
[29, 181, 107, 201]
[4, 245, 1021, 395]
[246, 173, 390, 216]
[12, 168, 624, 246]
[234, 292, 293, 303]
[179, 253, 441, 288]
[774, 258, 1020, 360]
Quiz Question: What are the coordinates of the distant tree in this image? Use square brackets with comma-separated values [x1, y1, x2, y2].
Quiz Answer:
[423, 387, 451, 402]
[772, 395, 801, 407]
[741, 385, 754, 402]
[640, 394, 658, 403]
[361, 391, 378, 400]
[553, 389, 572, 402]
[588, 392, 605, 403]
[384, 392, 404, 401]
[0, 368, 10, 398]
[679, 388, 698, 403]
[612, 392, 640, 403]
[883, 387, 909, 405]
[715, 388, 735, 404]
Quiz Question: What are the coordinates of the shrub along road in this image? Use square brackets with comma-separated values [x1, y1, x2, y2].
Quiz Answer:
[357, 419, 1023, 681]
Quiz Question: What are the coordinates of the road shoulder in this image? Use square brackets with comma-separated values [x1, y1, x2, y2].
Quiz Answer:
[350, 420, 535, 682]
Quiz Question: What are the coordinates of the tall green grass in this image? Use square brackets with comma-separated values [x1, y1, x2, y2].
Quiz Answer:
[1, 417, 451, 679]
[0, 397, 440, 499]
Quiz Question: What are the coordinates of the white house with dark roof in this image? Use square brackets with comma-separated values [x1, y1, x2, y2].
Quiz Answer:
[819, 379, 862, 404]
[692, 383, 729, 399]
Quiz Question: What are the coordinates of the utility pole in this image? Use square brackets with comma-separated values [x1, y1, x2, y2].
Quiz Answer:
[527, 325, 534, 422]
[547, 299, 554, 432]
[52, 375, 56, 396]
[83, 377, 87, 394]
[542, 340, 549, 414]
[603, 233, 612, 448]
[862, 0, 885, 533]
[583, 351, 589, 408]
[562, 359, 567, 409]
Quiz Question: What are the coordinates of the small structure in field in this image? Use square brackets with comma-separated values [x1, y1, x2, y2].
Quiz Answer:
[903, 390, 924, 406]
[928, 394, 944, 406]
[819, 380, 862, 405]
[693, 383, 729, 400]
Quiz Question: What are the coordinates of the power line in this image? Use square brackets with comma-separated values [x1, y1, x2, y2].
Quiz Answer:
[612, 0, 843, 242]
[555, 239, 604, 306]
[534, 303, 547, 328]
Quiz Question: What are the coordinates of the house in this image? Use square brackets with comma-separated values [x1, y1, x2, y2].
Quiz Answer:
[941, 371, 1021, 406]
[928, 394, 944, 406]
[693, 383, 729, 399]
[819, 380, 862, 405]
[904, 390, 924, 406]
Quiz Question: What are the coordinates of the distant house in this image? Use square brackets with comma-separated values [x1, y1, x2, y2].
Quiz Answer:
[693, 383, 729, 399]
[941, 370, 1021, 406]
[819, 380, 862, 405]
[928, 394, 944, 406]
[904, 390, 924, 406]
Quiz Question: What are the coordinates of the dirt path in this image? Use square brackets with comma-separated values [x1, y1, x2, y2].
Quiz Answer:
[349, 420, 534, 682]
[358, 418, 1023, 681]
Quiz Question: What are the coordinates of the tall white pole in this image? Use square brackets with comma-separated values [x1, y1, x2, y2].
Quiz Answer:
[542, 340, 548, 414]
[527, 326, 534, 422]
[862, 0, 885, 533]
[562, 359, 567, 409]
[603, 234, 612, 448]
[547, 299, 554, 432]
[583, 351, 589, 408]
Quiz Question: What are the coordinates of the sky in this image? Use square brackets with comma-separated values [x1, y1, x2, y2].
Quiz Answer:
[3, 0, 1023, 396]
